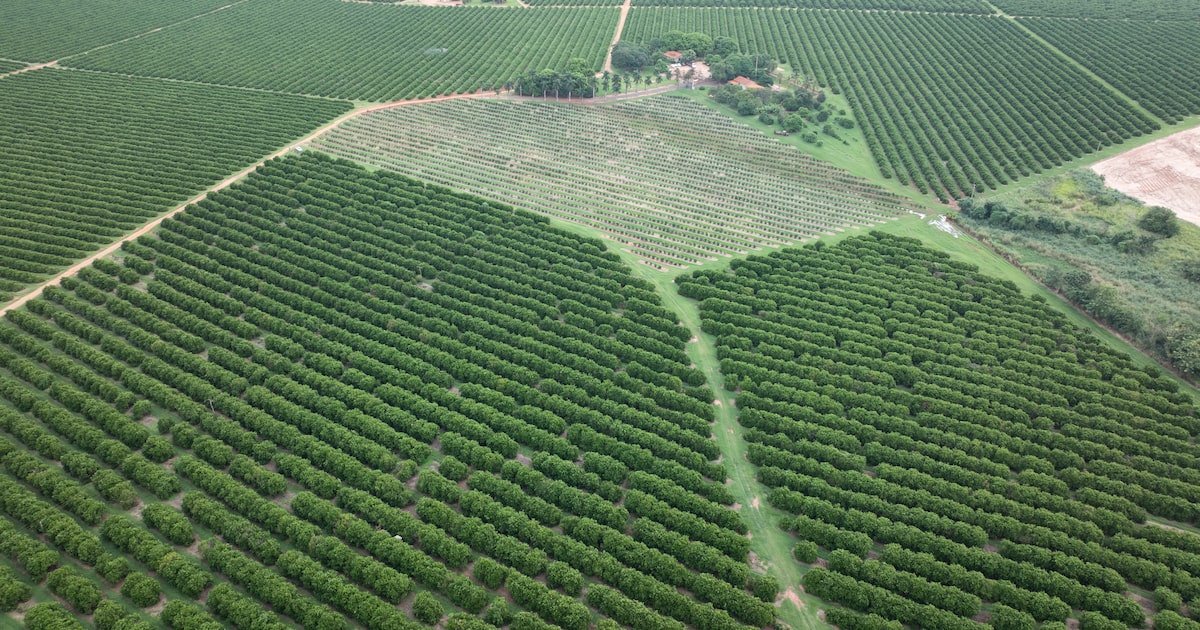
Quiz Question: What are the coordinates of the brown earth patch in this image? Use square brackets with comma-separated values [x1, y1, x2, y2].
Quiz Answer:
[779, 587, 805, 609]
[1093, 125, 1200, 228]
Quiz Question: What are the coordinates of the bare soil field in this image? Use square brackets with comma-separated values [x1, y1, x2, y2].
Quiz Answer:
[1093, 125, 1200, 227]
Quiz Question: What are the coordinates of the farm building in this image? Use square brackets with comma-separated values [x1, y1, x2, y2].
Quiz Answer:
[728, 76, 764, 90]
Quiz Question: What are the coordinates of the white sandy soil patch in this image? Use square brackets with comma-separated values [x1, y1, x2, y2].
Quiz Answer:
[1093, 125, 1200, 228]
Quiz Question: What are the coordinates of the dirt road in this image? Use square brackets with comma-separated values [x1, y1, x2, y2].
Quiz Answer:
[0, 60, 57, 80]
[601, 0, 632, 75]
[0, 90, 492, 316]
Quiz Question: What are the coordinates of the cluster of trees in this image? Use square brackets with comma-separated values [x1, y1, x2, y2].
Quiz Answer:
[207, 583, 288, 630]
[102, 516, 211, 597]
[0, 565, 31, 612]
[0, 68, 352, 303]
[161, 600, 223, 630]
[709, 80, 854, 143]
[510, 59, 599, 98]
[678, 233, 1200, 628]
[622, 9, 1157, 200]
[960, 198, 1180, 255]
[143, 504, 195, 546]
[1022, 17, 1200, 123]
[25, 602, 83, 630]
[66, 2, 619, 102]
[614, 30, 732, 71]
[0, 518, 59, 581]
[958, 183, 1200, 380]
[0, 151, 764, 630]
[47, 567, 101, 614]
[121, 572, 162, 608]
[95, 600, 152, 630]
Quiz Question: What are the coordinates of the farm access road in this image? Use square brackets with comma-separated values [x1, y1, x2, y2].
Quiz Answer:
[0, 91, 492, 317]
[600, 0, 633, 75]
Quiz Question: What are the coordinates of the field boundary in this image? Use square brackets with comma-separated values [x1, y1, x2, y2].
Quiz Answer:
[952, 217, 1200, 397]
[57, 0, 256, 64]
[0, 90, 492, 316]
[652, 276, 825, 630]
[0, 60, 54, 80]
[549, 219, 828, 629]
[984, 1, 1163, 125]
[601, 0, 633, 74]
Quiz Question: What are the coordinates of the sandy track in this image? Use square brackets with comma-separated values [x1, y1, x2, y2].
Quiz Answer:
[1093, 124, 1200, 228]
[0, 60, 57, 80]
[600, 0, 632, 75]
[0, 90, 492, 316]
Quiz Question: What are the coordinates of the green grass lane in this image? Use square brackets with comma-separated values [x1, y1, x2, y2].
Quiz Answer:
[546, 215, 828, 629]
[648, 270, 826, 630]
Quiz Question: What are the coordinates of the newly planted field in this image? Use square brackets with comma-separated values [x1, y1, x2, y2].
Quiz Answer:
[65, 0, 618, 101]
[993, 0, 1200, 20]
[631, 0, 990, 10]
[622, 10, 1158, 200]
[1021, 18, 1200, 124]
[0, 151, 775, 628]
[314, 94, 909, 269]
[0, 0, 231, 62]
[678, 232, 1200, 629]
[527, 0, 624, 5]
[0, 68, 350, 304]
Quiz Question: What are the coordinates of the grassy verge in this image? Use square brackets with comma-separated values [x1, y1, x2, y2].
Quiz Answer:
[634, 257, 825, 630]
[865, 218, 1200, 398]
[670, 88, 928, 209]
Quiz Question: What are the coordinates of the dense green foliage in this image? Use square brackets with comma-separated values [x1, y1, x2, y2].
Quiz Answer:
[0, 68, 348, 303]
[0, 152, 771, 628]
[25, 602, 83, 630]
[1020, 18, 1200, 124]
[993, 0, 1200, 19]
[0, 565, 31, 612]
[316, 94, 907, 269]
[120, 572, 162, 608]
[65, 0, 618, 101]
[0, 61, 25, 74]
[678, 232, 1200, 628]
[959, 171, 1200, 380]
[623, 9, 1157, 200]
[633, 0, 990, 9]
[0, 0, 228, 61]
[526, 0, 623, 5]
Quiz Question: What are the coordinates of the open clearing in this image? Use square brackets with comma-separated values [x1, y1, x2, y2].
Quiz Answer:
[1092, 125, 1200, 228]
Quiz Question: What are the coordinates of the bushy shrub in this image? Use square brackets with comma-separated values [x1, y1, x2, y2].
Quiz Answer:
[121, 572, 161, 608]
[1139, 206, 1180, 237]
[793, 541, 819, 563]
[413, 591, 444, 625]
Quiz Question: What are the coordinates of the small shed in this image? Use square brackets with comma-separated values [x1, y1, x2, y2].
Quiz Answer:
[662, 50, 684, 62]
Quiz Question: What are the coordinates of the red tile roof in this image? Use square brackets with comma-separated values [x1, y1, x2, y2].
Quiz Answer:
[729, 76, 764, 89]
